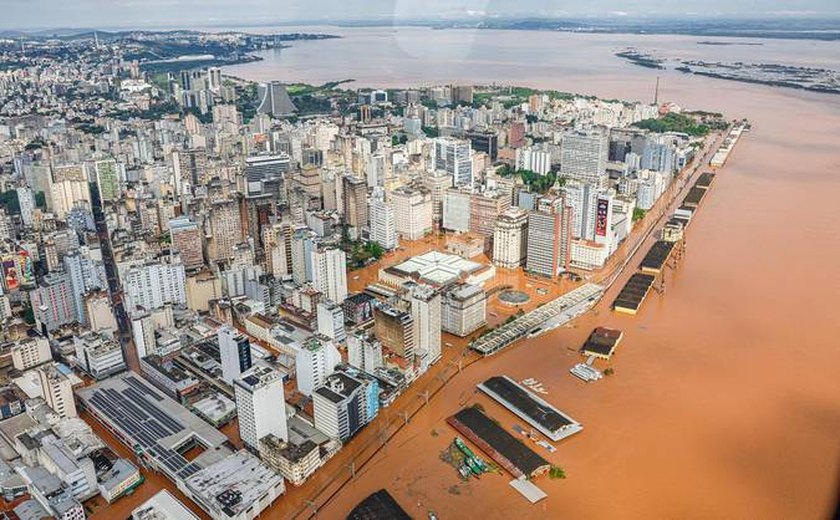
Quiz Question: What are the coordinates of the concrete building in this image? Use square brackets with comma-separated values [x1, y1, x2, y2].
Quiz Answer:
[441, 284, 487, 337]
[421, 172, 453, 225]
[63, 250, 107, 326]
[560, 129, 609, 188]
[492, 208, 529, 269]
[36, 364, 77, 419]
[515, 146, 552, 175]
[84, 291, 118, 334]
[373, 303, 415, 363]
[123, 260, 187, 313]
[368, 191, 397, 250]
[312, 372, 378, 442]
[234, 364, 288, 450]
[94, 159, 122, 202]
[207, 200, 242, 263]
[11, 336, 51, 371]
[409, 285, 442, 369]
[526, 198, 573, 277]
[132, 490, 200, 520]
[295, 337, 341, 397]
[258, 434, 321, 487]
[442, 188, 472, 233]
[342, 175, 368, 235]
[391, 186, 433, 240]
[218, 326, 252, 385]
[169, 217, 204, 270]
[347, 333, 383, 374]
[311, 247, 347, 304]
[31, 273, 76, 332]
[73, 331, 126, 380]
[316, 300, 346, 344]
[434, 137, 473, 187]
[470, 190, 511, 239]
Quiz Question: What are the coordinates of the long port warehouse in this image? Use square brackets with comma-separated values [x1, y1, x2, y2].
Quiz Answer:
[613, 273, 656, 315]
[640, 240, 677, 274]
[447, 407, 550, 479]
[471, 283, 604, 356]
[477, 376, 583, 442]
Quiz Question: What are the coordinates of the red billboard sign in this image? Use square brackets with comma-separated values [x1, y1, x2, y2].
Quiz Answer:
[595, 198, 609, 237]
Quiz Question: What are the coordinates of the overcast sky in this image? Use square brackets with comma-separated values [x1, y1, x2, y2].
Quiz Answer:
[2, 0, 838, 31]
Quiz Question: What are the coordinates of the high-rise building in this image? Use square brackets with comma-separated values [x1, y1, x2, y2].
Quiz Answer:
[37, 363, 77, 419]
[373, 303, 415, 363]
[492, 208, 529, 269]
[50, 166, 91, 219]
[470, 190, 511, 238]
[95, 159, 122, 202]
[169, 217, 204, 270]
[434, 137, 473, 187]
[409, 285, 442, 368]
[515, 146, 552, 175]
[85, 291, 118, 334]
[560, 129, 609, 188]
[442, 188, 471, 232]
[63, 250, 107, 326]
[421, 172, 453, 225]
[17, 186, 36, 227]
[123, 260, 187, 313]
[347, 333, 383, 374]
[317, 300, 347, 344]
[465, 131, 498, 162]
[526, 197, 573, 277]
[234, 364, 289, 450]
[218, 326, 253, 385]
[244, 153, 290, 198]
[255, 81, 297, 117]
[441, 284, 486, 337]
[368, 190, 397, 250]
[562, 180, 601, 240]
[341, 175, 368, 234]
[207, 200, 242, 262]
[295, 337, 341, 397]
[311, 247, 347, 303]
[391, 186, 433, 241]
[11, 336, 52, 371]
[312, 372, 378, 441]
[31, 273, 76, 332]
[73, 331, 126, 380]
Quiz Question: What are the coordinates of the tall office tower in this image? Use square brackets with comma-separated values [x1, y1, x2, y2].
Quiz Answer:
[391, 186, 433, 241]
[123, 260, 187, 312]
[219, 326, 253, 385]
[85, 291, 118, 334]
[295, 337, 341, 397]
[31, 273, 76, 332]
[469, 190, 511, 238]
[441, 284, 487, 337]
[168, 217, 204, 270]
[373, 303, 415, 363]
[0, 209, 12, 241]
[290, 228, 317, 285]
[17, 186, 35, 227]
[560, 129, 610, 188]
[442, 188, 471, 232]
[313, 372, 379, 441]
[255, 81, 298, 117]
[37, 363, 77, 418]
[562, 180, 601, 240]
[317, 300, 347, 343]
[368, 190, 397, 250]
[50, 165, 91, 219]
[94, 159, 121, 202]
[234, 364, 288, 449]
[434, 137, 473, 187]
[311, 247, 348, 303]
[409, 285, 442, 368]
[207, 67, 223, 93]
[263, 222, 293, 278]
[342, 175, 368, 234]
[244, 153, 290, 198]
[63, 250, 107, 326]
[207, 200, 242, 262]
[73, 331, 126, 380]
[515, 146, 552, 175]
[526, 197, 573, 277]
[179, 148, 208, 186]
[492, 207, 529, 269]
[421, 172, 453, 225]
[465, 130, 498, 162]
[347, 333, 383, 373]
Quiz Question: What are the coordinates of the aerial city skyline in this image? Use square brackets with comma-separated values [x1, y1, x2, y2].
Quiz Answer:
[0, 6, 837, 520]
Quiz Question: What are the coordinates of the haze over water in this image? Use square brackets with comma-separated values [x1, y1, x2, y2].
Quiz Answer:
[226, 27, 840, 519]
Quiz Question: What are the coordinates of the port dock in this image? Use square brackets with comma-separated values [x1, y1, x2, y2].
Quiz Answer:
[639, 240, 677, 274]
[612, 273, 656, 315]
[477, 376, 583, 442]
[581, 327, 624, 360]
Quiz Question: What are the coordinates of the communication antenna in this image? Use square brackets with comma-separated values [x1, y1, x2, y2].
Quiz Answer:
[654, 76, 660, 106]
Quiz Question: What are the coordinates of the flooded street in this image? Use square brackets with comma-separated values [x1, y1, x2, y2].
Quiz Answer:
[218, 27, 840, 519]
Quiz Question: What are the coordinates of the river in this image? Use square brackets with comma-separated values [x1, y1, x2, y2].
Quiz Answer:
[223, 26, 840, 520]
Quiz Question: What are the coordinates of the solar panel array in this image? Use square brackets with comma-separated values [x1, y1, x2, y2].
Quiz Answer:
[86, 376, 201, 480]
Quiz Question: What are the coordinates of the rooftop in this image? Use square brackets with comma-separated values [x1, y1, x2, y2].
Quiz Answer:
[387, 250, 486, 287]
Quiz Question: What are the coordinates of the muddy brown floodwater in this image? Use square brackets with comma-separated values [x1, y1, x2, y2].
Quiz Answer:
[224, 29, 840, 520]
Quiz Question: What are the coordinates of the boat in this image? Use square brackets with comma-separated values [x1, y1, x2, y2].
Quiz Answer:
[428, 512, 439, 520]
